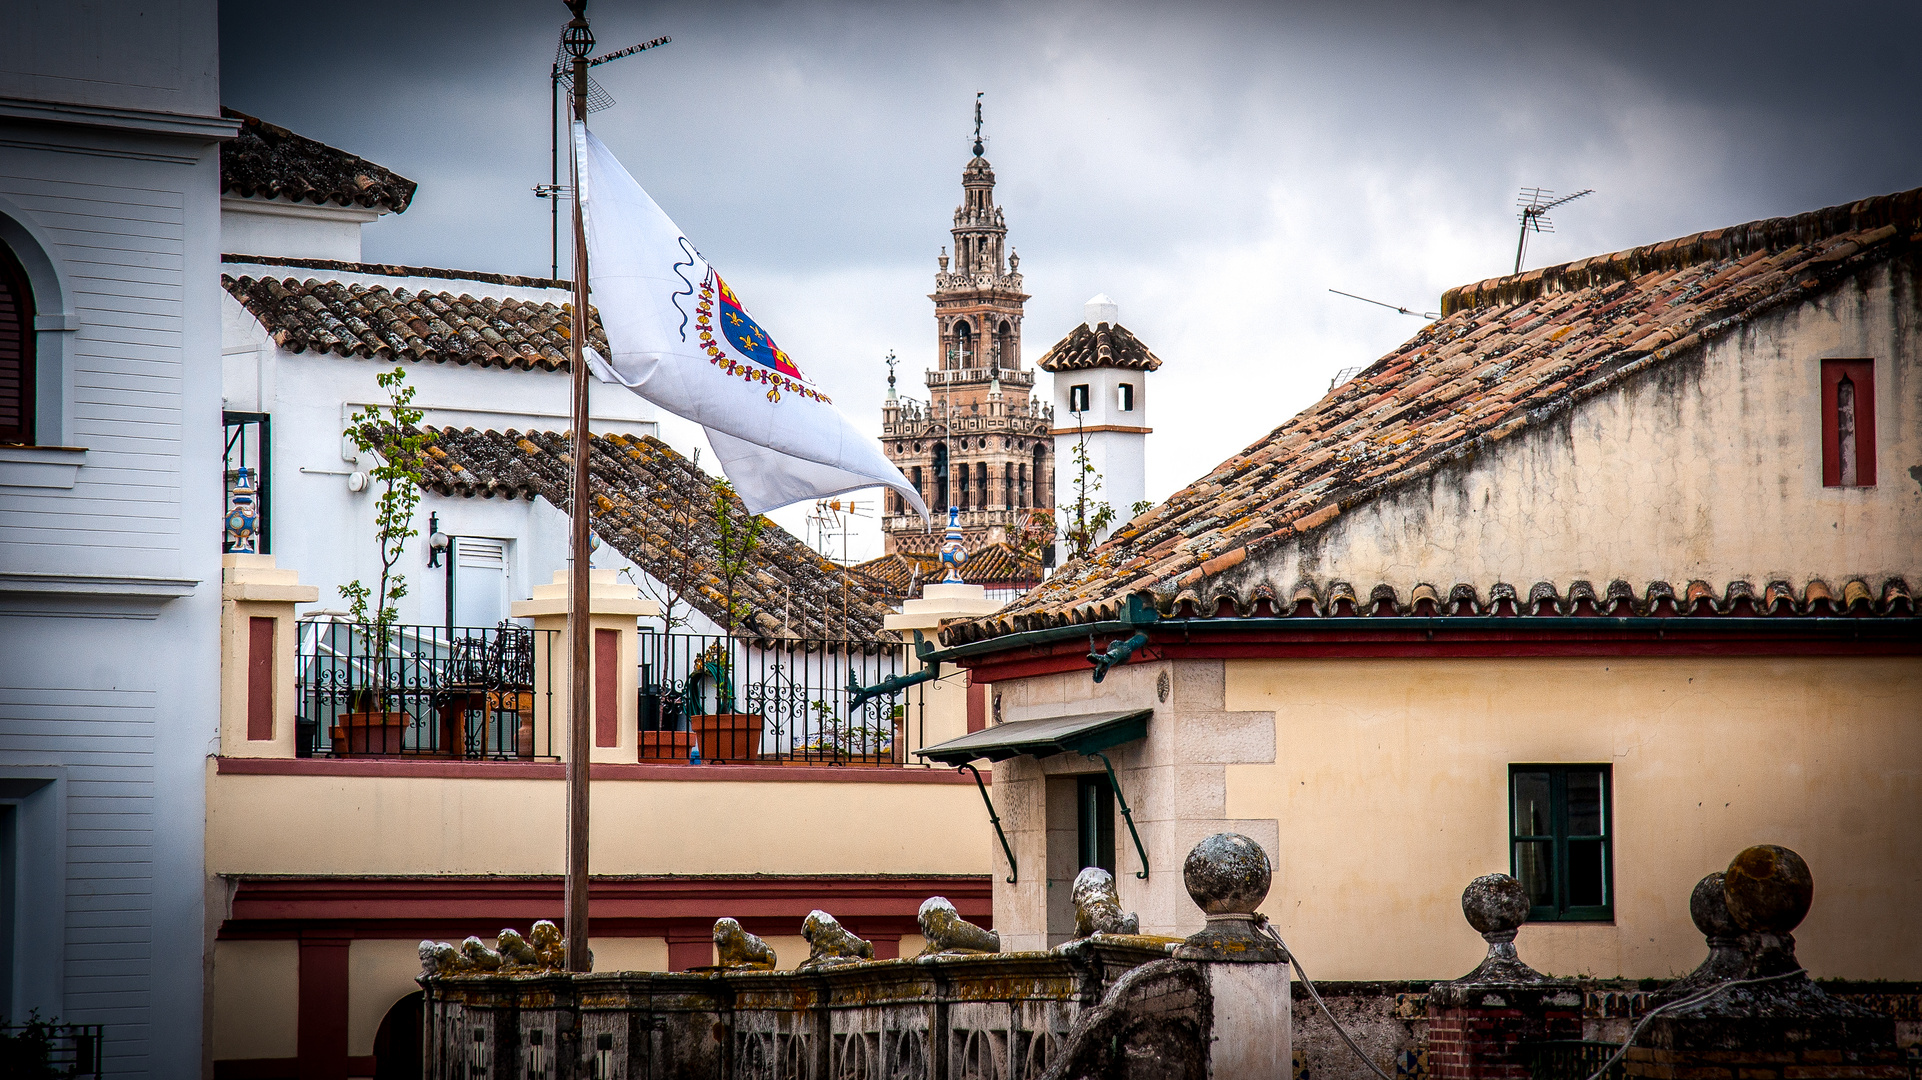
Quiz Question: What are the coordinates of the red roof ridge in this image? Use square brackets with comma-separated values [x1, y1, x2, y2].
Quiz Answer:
[222, 254, 568, 291]
[1441, 185, 1922, 317]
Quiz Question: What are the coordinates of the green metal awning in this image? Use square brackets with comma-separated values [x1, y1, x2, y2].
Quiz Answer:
[915, 709, 1152, 766]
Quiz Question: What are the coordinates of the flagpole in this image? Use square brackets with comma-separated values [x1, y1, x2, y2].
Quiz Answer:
[562, 0, 595, 975]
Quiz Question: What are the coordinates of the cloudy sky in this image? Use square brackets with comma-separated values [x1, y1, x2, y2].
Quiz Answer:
[221, 0, 1922, 561]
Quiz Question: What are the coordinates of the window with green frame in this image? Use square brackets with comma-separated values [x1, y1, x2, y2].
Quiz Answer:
[1509, 764, 1612, 922]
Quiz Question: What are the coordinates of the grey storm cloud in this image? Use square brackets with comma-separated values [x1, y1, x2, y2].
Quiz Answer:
[220, 0, 1922, 556]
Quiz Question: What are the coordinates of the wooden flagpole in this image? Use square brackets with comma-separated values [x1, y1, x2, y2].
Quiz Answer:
[562, 0, 594, 974]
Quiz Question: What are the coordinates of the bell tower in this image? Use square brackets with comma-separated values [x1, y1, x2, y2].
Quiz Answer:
[880, 96, 1054, 557]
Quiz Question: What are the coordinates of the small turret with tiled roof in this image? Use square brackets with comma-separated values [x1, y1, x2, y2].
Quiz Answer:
[1040, 295, 1159, 551]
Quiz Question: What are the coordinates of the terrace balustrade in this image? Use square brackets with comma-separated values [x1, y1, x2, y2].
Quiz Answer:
[291, 621, 912, 766]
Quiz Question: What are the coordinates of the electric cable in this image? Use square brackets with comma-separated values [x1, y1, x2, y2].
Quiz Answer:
[1576, 968, 1804, 1080]
[1259, 920, 1396, 1080]
[1258, 918, 1804, 1080]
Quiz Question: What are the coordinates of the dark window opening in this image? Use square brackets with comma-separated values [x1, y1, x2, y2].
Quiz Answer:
[1032, 444, 1046, 506]
[1118, 383, 1134, 412]
[976, 462, 988, 511]
[958, 457, 970, 508]
[0, 241, 35, 446]
[932, 444, 949, 510]
[1821, 359, 1875, 487]
[1510, 764, 1612, 922]
[954, 322, 973, 369]
[997, 320, 1014, 368]
[1077, 774, 1116, 876]
[1018, 463, 1027, 507]
[1069, 384, 1090, 414]
[1003, 462, 1013, 510]
[223, 412, 272, 554]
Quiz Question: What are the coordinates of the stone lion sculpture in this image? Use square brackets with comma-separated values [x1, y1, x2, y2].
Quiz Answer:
[916, 896, 1000, 956]
[713, 917, 778, 970]
[496, 928, 542, 969]
[1071, 867, 1140, 939]
[798, 909, 874, 971]
[460, 936, 503, 972]
[417, 920, 574, 977]
[530, 919, 569, 969]
[419, 940, 464, 977]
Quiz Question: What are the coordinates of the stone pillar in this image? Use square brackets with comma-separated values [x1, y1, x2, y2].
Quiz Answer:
[1625, 846, 1902, 1080]
[510, 569, 660, 764]
[1174, 833, 1292, 1080]
[884, 581, 1003, 751]
[219, 553, 317, 758]
[1425, 874, 1583, 1080]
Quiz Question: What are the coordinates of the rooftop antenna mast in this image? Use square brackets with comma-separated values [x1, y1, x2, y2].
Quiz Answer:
[535, 22, 670, 279]
[1514, 187, 1593, 275]
[1327, 288, 1437, 320]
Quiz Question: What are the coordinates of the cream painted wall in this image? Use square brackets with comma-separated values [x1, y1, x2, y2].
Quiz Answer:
[207, 769, 990, 876]
[212, 940, 299, 1060]
[1207, 261, 1921, 600]
[349, 939, 423, 1058]
[592, 936, 672, 974]
[1223, 655, 1922, 982]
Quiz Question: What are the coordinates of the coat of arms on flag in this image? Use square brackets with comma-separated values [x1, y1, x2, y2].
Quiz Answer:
[696, 272, 820, 402]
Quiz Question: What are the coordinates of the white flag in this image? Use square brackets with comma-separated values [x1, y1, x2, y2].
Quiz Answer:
[574, 123, 929, 521]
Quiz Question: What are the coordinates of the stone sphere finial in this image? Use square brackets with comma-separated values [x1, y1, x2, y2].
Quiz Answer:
[1182, 833, 1272, 916]
[1723, 845, 1812, 935]
[1461, 873, 1531, 943]
[1689, 872, 1741, 939]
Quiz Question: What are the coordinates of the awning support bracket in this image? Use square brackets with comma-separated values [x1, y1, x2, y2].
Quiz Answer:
[1086, 751, 1149, 879]
[959, 762, 1017, 884]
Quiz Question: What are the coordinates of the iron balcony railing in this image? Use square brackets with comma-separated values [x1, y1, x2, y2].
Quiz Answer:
[295, 619, 558, 760]
[0, 1021, 103, 1078]
[637, 632, 913, 766]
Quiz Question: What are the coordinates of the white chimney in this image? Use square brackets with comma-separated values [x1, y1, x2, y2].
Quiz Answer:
[1084, 294, 1119, 328]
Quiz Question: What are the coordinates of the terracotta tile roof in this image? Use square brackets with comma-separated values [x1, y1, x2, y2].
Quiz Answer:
[1036, 321, 1165, 373]
[222, 265, 605, 371]
[222, 254, 567, 290]
[853, 542, 1042, 602]
[947, 184, 1922, 645]
[415, 428, 898, 642]
[220, 108, 416, 213]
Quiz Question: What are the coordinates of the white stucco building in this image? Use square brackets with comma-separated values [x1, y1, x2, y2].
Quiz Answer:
[0, 3, 234, 1074]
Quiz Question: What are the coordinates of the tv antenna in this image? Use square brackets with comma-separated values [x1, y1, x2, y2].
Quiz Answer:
[1328, 288, 1437, 321]
[535, 28, 672, 279]
[1514, 187, 1593, 274]
[809, 498, 874, 637]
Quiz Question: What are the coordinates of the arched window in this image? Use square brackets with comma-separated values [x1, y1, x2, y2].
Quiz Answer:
[997, 320, 1014, 368]
[1032, 443, 1047, 506]
[932, 443, 949, 510]
[954, 321, 973, 368]
[976, 462, 988, 511]
[1003, 462, 1013, 510]
[958, 455, 970, 508]
[1018, 463, 1028, 507]
[0, 241, 35, 445]
[372, 990, 424, 1079]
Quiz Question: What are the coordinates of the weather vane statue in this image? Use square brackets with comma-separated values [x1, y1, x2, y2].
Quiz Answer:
[972, 92, 985, 156]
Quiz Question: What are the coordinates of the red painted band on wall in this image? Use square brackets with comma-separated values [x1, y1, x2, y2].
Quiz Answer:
[595, 627, 619, 747]
[247, 616, 275, 741]
[214, 756, 983, 783]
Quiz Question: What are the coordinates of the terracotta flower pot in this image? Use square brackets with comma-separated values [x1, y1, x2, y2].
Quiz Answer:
[689, 712, 764, 763]
[332, 711, 409, 756]
[640, 730, 698, 763]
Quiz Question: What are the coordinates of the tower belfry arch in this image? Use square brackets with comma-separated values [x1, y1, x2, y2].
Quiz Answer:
[879, 96, 1054, 560]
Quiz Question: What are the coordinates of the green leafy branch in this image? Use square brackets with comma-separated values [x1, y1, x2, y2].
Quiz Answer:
[341, 366, 431, 660]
